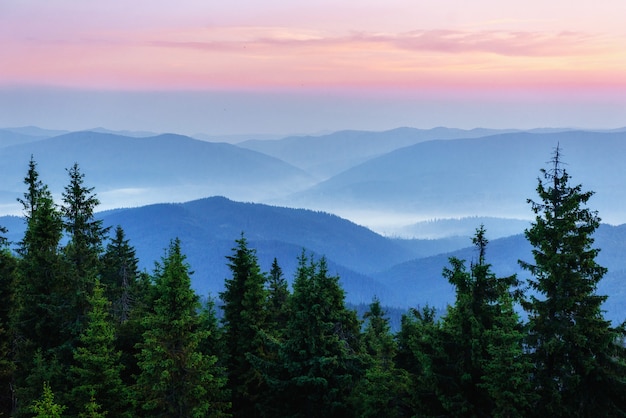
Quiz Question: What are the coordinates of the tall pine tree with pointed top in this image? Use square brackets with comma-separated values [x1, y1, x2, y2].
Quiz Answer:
[520, 145, 626, 416]
[220, 234, 269, 417]
[135, 238, 229, 417]
[70, 280, 129, 417]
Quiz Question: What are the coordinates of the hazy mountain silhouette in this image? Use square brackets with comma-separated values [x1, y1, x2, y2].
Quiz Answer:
[238, 127, 524, 179]
[0, 131, 316, 212]
[2, 196, 624, 322]
[282, 130, 626, 224]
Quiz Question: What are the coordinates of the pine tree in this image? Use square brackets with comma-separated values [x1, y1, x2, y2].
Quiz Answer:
[520, 145, 626, 416]
[29, 382, 66, 418]
[0, 225, 17, 415]
[395, 306, 446, 416]
[266, 257, 290, 339]
[100, 225, 139, 324]
[350, 298, 411, 418]
[219, 234, 269, 417]
[71, 280, 129, 417]
[275, 253, 364, 418]
[13, 157, 65, 414]
[437, 225, 530, 417]
[135, 238, 229, 417]
[60, 163, 109, 338]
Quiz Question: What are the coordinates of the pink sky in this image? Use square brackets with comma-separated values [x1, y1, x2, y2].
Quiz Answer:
[1, 0, 626, 134]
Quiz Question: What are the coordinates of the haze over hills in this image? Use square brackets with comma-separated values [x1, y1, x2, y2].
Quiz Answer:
[238, 127, 527, 179]
[1, 125, 626, 322]
[277, 130, 626, 231]
[0, 130, 315, 214]
[3, 196, 625, 323]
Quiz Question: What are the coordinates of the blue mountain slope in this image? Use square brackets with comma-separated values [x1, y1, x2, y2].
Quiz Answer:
[0, 131, 315, 211]
[239, 127, 522, 178]
[286, 130, 626, 223]
[374, 224, 626, 323]
[2, 197, 625, 321]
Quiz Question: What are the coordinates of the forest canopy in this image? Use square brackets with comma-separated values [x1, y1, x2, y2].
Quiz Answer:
[0, 149, 625, 417]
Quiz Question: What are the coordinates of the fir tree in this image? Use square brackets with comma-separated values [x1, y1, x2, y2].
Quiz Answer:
[30, 382, 66, 418]
[395, 306, 446, 416]
[135, 238, 229, 417]
[100, 225, 139, 324]
[520, 145, 626, 416]
[71, 280, 129, 417]
[13, 158, 65, 414]
[266, 257, 290, 339]
[437, 226, 530, 417]
[219, 234, 269, 417]
[0, 225, 17, 415]
[275, 253, 364, 418]
[350, 298, 411, 418]
[60, 163, 109, 337]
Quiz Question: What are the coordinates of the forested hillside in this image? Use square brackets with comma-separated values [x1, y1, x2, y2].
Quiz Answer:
[1, 148, 626, 417]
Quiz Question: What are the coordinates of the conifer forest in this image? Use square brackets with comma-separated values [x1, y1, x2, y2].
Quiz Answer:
[1, 148, 626, 418]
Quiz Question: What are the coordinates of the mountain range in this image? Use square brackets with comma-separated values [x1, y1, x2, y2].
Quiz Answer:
[2, 196, 625, 324]
[1, 125, 625, 322]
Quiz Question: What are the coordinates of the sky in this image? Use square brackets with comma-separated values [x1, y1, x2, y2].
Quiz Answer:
[1, 0, 626, 136]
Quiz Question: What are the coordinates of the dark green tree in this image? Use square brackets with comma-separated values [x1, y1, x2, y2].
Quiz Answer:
[13, 157, 65, 415]
[266, 257, 290, 340]
[219, 234, 269, 417]
[273, 253, 364, 418]
[0, 225, 17, 415]
[396, 306, 447, 416]
[29, 382, 66, 418]
[135, 238, 229, 417]
[71, 280, 129, 417]
[350, 298, 411, 418]
[520, 146, 626, 416]
[60, 163, 109, 336]
[436, 226, 530, 417]
[100, 225, 139, 323]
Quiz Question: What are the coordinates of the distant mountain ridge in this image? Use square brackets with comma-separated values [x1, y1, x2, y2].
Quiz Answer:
[238, 127, 527, 179]
[280, 130, 626, 227]
[2, 196, 625, 323]
[0, 130, 315, 213]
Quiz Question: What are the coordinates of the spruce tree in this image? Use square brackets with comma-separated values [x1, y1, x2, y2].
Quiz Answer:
[266, 257, 290, 339]
[0, 226, 17, 415]
[135, 238, 229, 417]
[61, 163, 109, 337]
[71, 280, 129, 417]
[395, 306, 446, 416]
[350, 298, 411, 418]
[219, 234, 269, 417]
[13, 157, 65, 414]
[100, 225, 139, 323]
[437, 226, 530, 417]
[274, 253, 363, 418]
[520, 145, 626, 416]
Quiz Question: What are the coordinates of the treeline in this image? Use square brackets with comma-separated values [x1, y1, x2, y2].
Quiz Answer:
[1, 149, 626, 417]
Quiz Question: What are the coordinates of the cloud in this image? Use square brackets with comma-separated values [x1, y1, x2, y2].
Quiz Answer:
[146, 27, 608, 58]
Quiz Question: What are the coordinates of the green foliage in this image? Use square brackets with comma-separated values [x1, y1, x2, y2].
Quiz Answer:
[266, 257, 290, 340]
[350, 298, 411, 418]
[135, 238, 229, 417]
[6, 153, 626, 418]
[438, 225, 530, 417]
[100, 225, 139, 323]
[0, 236, 17, 415]
[71, 281, 129, 417]
[520, 145, 626, 416]
[13, 157, 66, 414]
[220, 234, 269, 417]
[30, 382, 66, 418]
[273, 253, 364, 418]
